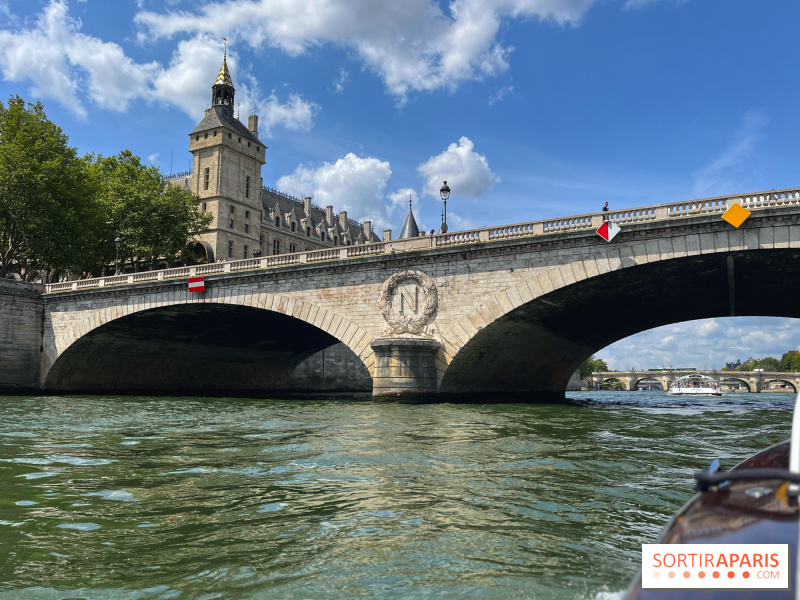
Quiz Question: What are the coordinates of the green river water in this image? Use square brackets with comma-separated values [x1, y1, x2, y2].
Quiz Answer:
[0, 391, 793, 599]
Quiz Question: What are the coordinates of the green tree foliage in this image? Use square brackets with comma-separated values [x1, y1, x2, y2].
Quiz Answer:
[91, 151, 211, 271]
[0, 96, 103, 277]
[739, 356, 782, 371]
[780, 350, 800, 372]
[579, 356, 609, 379]
[600, 378, 625, 391]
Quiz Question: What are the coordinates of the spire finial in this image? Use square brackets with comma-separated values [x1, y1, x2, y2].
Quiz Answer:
[409, 195, 413, 210]
[222, 37, 228, 60]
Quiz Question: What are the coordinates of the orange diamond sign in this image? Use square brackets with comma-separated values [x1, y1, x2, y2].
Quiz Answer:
[721, 203, 751, 228]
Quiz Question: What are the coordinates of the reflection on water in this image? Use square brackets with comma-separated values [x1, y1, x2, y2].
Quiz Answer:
[0, 392, 792, 599]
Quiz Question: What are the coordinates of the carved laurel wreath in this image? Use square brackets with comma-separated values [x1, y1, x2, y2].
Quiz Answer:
[378, 269, 438, 336]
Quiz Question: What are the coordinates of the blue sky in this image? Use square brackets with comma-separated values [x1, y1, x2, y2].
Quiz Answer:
[1, 0, 799, 369]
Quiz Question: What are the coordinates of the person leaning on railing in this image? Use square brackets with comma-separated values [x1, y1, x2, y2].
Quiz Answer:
[602, 202, 609, 221]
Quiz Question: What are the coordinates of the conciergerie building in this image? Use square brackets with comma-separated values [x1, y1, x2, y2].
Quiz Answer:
[170, 49, 381, 262]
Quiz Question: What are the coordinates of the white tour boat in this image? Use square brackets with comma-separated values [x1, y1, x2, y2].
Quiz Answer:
[667, 373, 722, 396]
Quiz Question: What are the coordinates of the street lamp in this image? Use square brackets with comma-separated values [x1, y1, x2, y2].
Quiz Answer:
[114, 235, 122, 274]
[439, 180, 450, 233]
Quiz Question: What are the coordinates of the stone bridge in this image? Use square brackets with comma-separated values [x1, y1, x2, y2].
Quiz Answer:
[5, 187, 800, 401]
[590, 370, 800, 393]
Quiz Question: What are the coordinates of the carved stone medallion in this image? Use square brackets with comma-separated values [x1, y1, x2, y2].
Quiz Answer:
[378, 270, 438, 337]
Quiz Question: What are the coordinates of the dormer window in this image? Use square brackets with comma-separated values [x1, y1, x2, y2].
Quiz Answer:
[275, 217, 280, 228]
[291, 222, 296, 232]
[334, 237, 338, 246]
[321, 232, 325, 242]
[306, 227, 311, 237]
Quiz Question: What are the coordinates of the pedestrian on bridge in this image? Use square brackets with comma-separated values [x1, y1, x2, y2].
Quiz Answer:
[602, 202, 609, 221]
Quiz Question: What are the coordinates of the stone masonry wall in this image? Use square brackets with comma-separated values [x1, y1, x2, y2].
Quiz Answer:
[288, 343, 372, 392]
[41, 206, 800, 395]
[0, 280, 43, 391]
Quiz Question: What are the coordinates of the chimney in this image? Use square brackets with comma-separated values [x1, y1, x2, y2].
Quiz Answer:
[339, 211, 348, 229]
[364, 220, 372, 240]
[383, 229, 392, 241]
[326, 205, 334, 225]
[248, 114, 259, 137]
[304, 196, 312, 215]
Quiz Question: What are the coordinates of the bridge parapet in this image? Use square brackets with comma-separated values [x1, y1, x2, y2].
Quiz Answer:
[45, 186, 800, 294]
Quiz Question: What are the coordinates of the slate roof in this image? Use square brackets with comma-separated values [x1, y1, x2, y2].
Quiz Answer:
[399, 205, 420, 239]
[190, 105, 260, 145]
[261, 188, 381, 243]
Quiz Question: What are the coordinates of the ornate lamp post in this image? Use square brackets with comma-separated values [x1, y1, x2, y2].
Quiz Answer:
[114, 235, 122, 274]
[439, 180, 450, 234]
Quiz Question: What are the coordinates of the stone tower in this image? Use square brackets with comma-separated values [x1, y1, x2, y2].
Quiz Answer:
[189, 48, 266, 261]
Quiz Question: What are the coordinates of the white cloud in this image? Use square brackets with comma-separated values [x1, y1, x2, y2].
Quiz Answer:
[333, 69, 348, 94]
[135, 0, 596, 103]
[276, 153, 394, 229]
[152, 33, 222, 119]
[624, 0, 689, 8]
[0, 1, 158, 119]
[387, 188, 419, 214]
[147, 152, 160, 163]
[488, 85, 514, 105]
[0, 2, 319, 133]
[692, 110, 768, 196]
[417, 136, 500, 199]
[261, 91, 318, 133]
[597, 317, 800, 371]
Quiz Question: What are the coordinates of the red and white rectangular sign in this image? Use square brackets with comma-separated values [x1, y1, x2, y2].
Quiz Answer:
[188, 276, 205, 292]
[642, 544, 790, 590]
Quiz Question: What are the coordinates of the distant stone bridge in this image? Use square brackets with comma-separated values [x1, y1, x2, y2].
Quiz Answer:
[4, 188, 800, 400]
[590, 370, 800, 393]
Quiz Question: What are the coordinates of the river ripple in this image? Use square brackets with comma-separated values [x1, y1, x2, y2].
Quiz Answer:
[0, 392, 793, 599]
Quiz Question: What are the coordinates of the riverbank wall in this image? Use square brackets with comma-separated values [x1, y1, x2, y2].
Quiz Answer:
[0, 280, 44, 392]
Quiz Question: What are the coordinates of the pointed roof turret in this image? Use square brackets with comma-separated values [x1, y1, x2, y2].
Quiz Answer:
[212, 40, 235, 109]
[399, 197, 420, 239]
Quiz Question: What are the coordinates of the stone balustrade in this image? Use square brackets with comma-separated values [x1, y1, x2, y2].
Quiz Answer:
[45, 186, 800, 294]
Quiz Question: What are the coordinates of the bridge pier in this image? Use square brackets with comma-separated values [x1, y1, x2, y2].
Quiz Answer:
[370, 338, 441, 401]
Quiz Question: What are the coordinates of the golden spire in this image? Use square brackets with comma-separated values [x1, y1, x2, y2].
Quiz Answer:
[214, 37, 233, 88]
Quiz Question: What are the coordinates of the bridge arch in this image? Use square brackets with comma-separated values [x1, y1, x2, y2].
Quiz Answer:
[438, 245, 800, 398]
[719, 377, 752, 392]
[634, 377, 664, 391]
[762, 379, 798, 393]
[42, 291, 373, 393]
